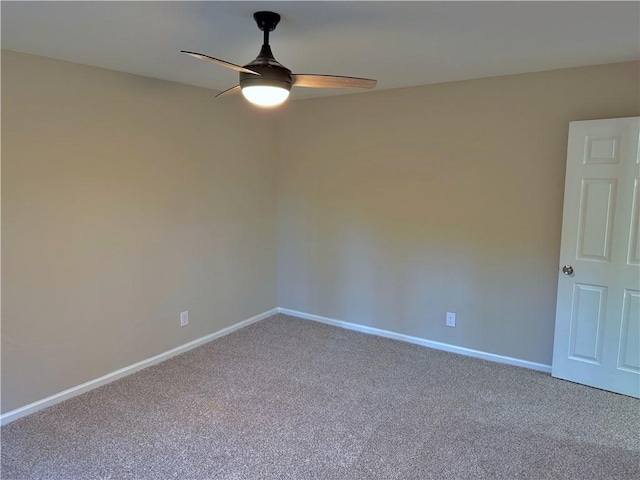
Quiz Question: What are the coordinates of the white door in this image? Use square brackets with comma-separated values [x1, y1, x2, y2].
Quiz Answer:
[552, 117, 640, 398]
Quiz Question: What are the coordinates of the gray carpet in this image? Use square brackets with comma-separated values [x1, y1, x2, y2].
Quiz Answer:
[2, 314, 639, 479]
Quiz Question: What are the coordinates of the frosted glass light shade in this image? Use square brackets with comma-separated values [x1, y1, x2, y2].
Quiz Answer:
[241, 85, 290, 107]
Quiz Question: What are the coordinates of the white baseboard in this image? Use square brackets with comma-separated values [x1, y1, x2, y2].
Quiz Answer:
[0, 308, 279, 426]
[2, 306, 551, 426]
[278, 308, 552, 374]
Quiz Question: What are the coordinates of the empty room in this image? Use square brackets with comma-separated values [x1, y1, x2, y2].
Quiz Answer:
[2, 1, 639, 479]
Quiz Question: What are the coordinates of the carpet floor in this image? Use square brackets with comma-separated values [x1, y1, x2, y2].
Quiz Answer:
[2, 314, 639, 479]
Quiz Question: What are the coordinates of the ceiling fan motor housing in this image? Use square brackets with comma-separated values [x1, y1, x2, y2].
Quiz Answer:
[239, 65, 292, 92]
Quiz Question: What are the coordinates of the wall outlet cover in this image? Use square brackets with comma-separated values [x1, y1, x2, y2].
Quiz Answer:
[446, 312, 456, 327]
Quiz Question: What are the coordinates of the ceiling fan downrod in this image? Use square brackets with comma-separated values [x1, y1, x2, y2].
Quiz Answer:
[252, 11, 282, 65]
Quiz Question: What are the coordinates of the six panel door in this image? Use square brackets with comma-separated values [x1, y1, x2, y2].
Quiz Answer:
[552, 117, 640, 398]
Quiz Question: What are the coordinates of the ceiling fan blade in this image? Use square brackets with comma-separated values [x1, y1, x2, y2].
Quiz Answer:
[292, 74, 377, 90]
[215, 85, 242, 98]
[180, 51, 260, 75]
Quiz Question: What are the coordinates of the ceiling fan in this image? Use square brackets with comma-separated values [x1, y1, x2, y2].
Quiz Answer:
[181, 11, 377, 107]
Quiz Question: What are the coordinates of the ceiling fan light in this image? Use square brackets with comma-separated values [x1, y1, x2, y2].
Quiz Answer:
[241, 85, 290, 107]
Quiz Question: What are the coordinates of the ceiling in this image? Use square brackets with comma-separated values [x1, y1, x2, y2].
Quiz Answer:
[2, 1, 639, 101]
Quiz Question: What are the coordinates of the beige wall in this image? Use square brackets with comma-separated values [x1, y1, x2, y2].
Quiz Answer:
[276, 61, 640, 365]
[2, 51, 278, 413]
[3, 51, 638, 414]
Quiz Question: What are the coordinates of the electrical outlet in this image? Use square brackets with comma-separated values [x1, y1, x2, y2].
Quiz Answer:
[446, 311, 456, 327]
[180, 310, 189, 327]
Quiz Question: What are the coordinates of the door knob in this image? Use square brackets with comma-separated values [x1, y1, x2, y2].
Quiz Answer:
[562, 265, 574, 275]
